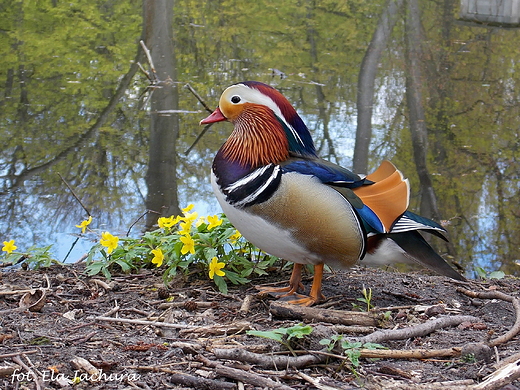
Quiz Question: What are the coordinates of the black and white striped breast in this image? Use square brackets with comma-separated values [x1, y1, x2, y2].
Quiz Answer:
[213, 163, 282, 208]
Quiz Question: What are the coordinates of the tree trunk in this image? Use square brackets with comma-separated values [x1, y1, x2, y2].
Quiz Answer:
[143, 0, 181, 228]
[404, 0, 441, 221]
[353, 0, 403, 174]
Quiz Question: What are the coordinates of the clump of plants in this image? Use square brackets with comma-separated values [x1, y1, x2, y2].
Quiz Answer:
[1, 204, 280, 294]
[82, 204, 279, 293]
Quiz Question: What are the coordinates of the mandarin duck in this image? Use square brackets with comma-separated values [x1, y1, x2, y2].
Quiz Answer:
[201, 81, 465, 306]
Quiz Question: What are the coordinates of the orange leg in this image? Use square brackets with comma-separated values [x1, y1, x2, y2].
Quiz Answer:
[257, 263, 304, 296]
[285, 263, 326, 306]
[257, 263, 326, 306]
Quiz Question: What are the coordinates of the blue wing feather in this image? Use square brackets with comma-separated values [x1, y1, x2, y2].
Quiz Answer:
[281, 158, 367, 187]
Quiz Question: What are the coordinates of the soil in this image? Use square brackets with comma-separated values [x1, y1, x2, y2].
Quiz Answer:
[1, 263, 519, 390]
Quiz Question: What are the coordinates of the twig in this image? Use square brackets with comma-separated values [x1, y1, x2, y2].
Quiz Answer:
[178, 321, 251, 337]
[239, 295, 254, 314]
[199, 355, 293, 390]
[457, 287, 515, 302]
[296, 371, 344, 390]
[184, 83, 218, 155]
[139, 40, 157, 80]
[212, 348, 324, 369]
[57, 172, 91, 217]
[457, 288, 520, 347]
[184, 123, 213, 155]
[94, 316, 198, 329]
[488, 298, 520, 347]
[270, 301, 379, 326]
[126, 209, 159, 236]
[474, 357, 520, 390]
[357, 315, 481, 344]
[0, 350, 38, 359]
[315, 347, 463, 360]
[185, 83, 214, 113]
[12, 355, 43, 390]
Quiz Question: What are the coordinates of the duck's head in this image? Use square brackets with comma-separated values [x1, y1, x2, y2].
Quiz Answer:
[201, 81, 316, 160]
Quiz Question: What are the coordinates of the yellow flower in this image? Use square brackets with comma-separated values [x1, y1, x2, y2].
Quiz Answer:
[183, 211, 198, 223]
[180, 234, 195, 255]
[100, 232, 119, 254]
[209, 257, 225, 279]
[178, 221, 192, 235]
[182, 204, 194, 213]
[158, 216, 178, 229]
[75, 216, 93, 234]
[207, 215, 223, 230]
[2, 240, 17, 254]
[229, 230, 242, 244]
[195, 217, 205, 227]
[151, 248, 164, 267]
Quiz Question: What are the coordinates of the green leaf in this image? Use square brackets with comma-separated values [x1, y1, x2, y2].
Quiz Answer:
[488, 271, 505, 280]
[213, 274, 228, 294]
[246, 329, 285, 343]
[286, 324, 313, 340]
[86, 261, 105, 276]
[475, 267, 487, 278]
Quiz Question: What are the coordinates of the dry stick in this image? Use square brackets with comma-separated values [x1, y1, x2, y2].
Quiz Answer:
[212, 348, 324, 370]
[357, 315, 481, 345]
[0, 350, 38, 359]
[139, 40, 157, 79]
[125, 365, 236, 390]
[474, 358, 520, 390]
[12, 355, 43, 390]
[94, 316, 198, 329]
[126, 209, 158, 237]
[57, 172, 91, 217]
[185, 83, 214, 113]
[184, 83, 216, 155]
[457, 288, 520, 347]
[296, 371, 344, 390]
[185, 123, 213, 155]
[200, 355, 293, 390]
[488, 298, 520, 347]
[316, 347, 462, 361]
[269, 301, 378, 326]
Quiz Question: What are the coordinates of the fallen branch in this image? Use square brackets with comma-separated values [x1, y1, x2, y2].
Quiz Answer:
[296, 371, 344, 390]
[269, 301, 378, 326]
[94, 316, 198, 329]
[474, 357, 520, 390]
[357, 315, 480, 344]
[488, 297, 520, 347]
[169, 373, 237, 390]
[0, 350, 38, 359]
[212, 348, 324, 369]
[200, 355, 294, 390]
[12, 355, 43, 390]
[316, 347, 463, 360]
[457, 287, 520, 347]
[178, 321, 251, 337]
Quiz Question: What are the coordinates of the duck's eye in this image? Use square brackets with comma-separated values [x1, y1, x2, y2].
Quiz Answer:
[231, 95, 241, 104]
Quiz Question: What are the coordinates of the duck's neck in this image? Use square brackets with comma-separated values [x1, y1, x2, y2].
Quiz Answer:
[220, 104, 289, 169]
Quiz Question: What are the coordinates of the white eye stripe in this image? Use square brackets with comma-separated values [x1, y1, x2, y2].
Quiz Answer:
[227, 84, 304, 147]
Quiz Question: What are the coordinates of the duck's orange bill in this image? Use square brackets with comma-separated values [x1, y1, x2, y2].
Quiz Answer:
[200, 107, 227, 124]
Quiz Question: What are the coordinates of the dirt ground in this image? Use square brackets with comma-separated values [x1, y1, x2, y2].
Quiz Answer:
[1, 263, 519, 390]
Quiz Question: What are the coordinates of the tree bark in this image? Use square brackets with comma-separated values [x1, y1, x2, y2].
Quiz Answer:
[404, 0, 441, 221]
[143, 0, 181, 228]
[353, 0, 403, 174]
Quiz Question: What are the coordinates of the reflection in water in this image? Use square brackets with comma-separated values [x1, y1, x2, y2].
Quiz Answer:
[143, 0, 181, 229]
[0, 0, 519, 276]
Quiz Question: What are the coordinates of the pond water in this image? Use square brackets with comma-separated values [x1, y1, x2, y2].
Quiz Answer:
[1, 0, 519, 276]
